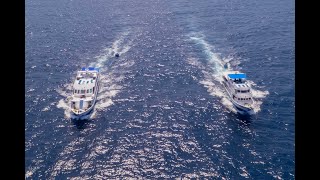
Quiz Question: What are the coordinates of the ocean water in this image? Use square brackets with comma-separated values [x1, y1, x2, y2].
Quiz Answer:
[25, 0, 295, 179]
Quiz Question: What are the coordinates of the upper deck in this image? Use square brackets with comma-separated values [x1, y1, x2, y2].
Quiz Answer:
[72, 67, 99, 96]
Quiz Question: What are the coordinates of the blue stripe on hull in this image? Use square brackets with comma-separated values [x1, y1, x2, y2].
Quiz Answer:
[234, 105, 253, 114]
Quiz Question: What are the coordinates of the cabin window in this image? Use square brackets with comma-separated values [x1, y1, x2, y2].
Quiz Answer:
[93, 87, 95, 93]
[77, 90, 80, 94]
[74, 90, 76, 94]
[237, 90, 240, 93]
[81, 90, 85, 94]
[238, 98, 240, 100]
[90, 89, 92, 93]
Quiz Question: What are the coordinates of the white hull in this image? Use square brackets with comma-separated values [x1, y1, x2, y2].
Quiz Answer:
[71, 91, 98, 118]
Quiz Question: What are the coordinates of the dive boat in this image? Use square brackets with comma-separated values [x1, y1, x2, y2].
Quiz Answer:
[70, 67, 99, 118]
[222, 71, 254, 115]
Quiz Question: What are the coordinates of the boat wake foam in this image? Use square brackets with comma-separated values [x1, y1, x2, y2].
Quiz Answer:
[89, 31, 133, 68]
[187, 32, 269, 114]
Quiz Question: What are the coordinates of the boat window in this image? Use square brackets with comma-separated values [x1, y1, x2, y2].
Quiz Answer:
[77, 90, 80, 94]
[241, 90, 250, 93]
[87, 89, 89, 93]
[237, 90, 240, 93]
[81, 90, 85, 94]
[90, 89, 92, 93]
[74, 90, 76, 94]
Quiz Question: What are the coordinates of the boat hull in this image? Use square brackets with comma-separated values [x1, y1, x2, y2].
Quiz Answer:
[222, 80, 254, 115]
[71, 107, 93, 119]
[232, 101, 254, 115]
[71, 88, 98, 120]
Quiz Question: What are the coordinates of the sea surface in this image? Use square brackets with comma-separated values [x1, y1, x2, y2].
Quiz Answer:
[25, 0, 295, 179]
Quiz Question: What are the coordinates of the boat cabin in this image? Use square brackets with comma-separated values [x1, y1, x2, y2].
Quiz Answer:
[225, 73, 253, 103]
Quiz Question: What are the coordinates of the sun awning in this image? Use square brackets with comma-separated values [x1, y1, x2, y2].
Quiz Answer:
[228, 73, 246, 79]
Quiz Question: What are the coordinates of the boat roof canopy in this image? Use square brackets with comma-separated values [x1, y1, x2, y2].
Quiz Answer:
[81, 67, 99, 72]
[228, 73, 246, 79]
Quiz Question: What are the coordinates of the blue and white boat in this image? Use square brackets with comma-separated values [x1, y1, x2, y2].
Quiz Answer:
[70, 67, 100, 118]
[222, 71, 255, 115]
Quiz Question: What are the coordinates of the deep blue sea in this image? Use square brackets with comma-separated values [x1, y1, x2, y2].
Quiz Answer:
[25, 0, 295, 179]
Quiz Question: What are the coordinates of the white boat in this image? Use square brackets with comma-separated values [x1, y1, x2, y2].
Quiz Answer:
[70, 67, 99, 118]
[222, 71, 255, 115]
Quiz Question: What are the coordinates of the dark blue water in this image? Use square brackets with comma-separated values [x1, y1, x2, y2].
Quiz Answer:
[25, 0, 294, 179]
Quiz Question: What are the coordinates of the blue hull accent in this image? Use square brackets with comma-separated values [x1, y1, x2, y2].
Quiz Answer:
[79, 100, 84, 109]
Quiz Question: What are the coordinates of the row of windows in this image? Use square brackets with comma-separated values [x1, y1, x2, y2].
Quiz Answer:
[236, 97, 251, 101]
[74, 88, 94, 94]
[236, 90, 250, 93]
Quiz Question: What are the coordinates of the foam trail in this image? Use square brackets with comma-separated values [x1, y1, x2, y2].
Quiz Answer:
[89, 31, 132, 68]
[187, 32, 269, 114]
[189, 33, 224, 81]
